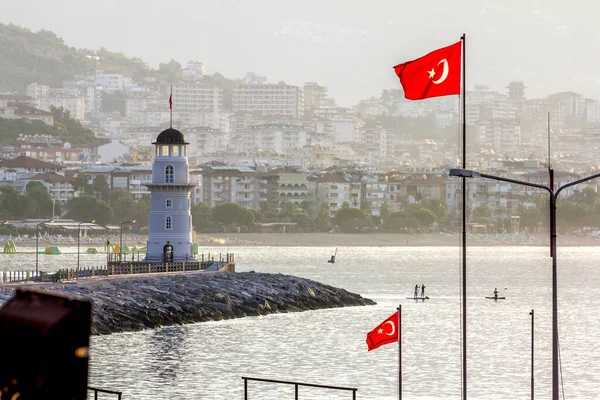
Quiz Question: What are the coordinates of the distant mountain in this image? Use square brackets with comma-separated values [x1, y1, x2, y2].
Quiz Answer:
[0, 23, 96, 92]
[0, 22, 243, 95]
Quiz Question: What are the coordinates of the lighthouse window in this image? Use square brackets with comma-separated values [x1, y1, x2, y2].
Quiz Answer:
[165, 165, 174, 183]
[165, 216, 172, 231]
[172, 146, 180, 156]
[166, 199, 172, 209]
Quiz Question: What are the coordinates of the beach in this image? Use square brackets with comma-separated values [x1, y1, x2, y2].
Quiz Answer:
[196, 232, 600, 247]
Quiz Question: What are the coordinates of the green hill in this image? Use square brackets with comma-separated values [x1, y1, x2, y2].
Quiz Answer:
[0, 23, 95, 92]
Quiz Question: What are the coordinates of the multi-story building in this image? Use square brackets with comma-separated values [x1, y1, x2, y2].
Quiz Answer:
[313, 172, 362, 214]
[63, 76, 101, 115]
[251, 123, 308, 154]
[13, 137, 95, 163]
[301, 145, 335, 170]
[202, 166, 263, 209]
[26, 83, 50, 99]
[361, 175, 389, 216]
[475, 119, 521, 153]
[303, 82, 328, 114]
[0, 100, 54, 125]
[76, 165, 153, 201]
[362, 126, 388, 165]
[233, 84, 303, 118]
[95, 70, 124, 92]
[0, 156, 63, 182]
[182, 61, 206, 80]
[22, 172, 76, 203]
[185, 127, 229, 158]
[266, 168, 316, 213]
[35, 92, 86, 120]
[169, 84, 223, 119]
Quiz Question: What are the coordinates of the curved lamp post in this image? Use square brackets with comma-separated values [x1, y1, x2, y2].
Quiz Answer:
[449, 168, 600, 400]
[36, 219, 54, 277]
[119, 219, 136, 263]
[77, 219, 95, 269]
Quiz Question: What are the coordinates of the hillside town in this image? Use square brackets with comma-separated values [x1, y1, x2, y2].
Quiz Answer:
[2, 49, 600, 234]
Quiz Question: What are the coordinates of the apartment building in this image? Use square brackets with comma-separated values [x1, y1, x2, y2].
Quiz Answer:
[202, 166, 264, 209]
[96, 70, 125, 92]
[233, 84, 302, 118]
[266, 168, 316, 213]
[313, 172, 362, 214]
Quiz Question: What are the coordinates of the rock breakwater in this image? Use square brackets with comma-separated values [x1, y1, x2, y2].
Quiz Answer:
[0, 272, 375, 335]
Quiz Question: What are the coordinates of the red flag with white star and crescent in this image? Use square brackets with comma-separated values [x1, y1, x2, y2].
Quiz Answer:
[393, 41, 462, 100]
[366, 311, 399, 351]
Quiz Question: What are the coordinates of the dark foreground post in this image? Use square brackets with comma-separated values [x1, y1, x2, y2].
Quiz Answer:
[530, 309, 534, 400]
[398, 304, 402, 400]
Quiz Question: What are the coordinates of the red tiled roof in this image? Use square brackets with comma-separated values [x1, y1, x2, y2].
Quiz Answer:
[0, 156, 61, 169]
[25, 172, 74, 184]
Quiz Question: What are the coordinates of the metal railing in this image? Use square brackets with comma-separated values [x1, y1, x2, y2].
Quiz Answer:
[87, 386, 122, 399]
[242, 377, 357, 399]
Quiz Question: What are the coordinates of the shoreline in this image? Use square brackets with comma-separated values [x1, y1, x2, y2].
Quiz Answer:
[195, 232, 600, 247]
[6, 232, 600, 248]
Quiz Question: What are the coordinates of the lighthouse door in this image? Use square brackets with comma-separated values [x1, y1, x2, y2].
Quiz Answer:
[163, 242, 174, 262]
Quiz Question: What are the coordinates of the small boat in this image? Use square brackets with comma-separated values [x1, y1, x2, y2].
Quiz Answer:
[327, 248, 338, 264]
[406, 296, 429, 300]
[485, 296, 506, 300]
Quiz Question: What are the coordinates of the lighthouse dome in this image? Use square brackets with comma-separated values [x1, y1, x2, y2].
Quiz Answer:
[152, 128, 189, 145]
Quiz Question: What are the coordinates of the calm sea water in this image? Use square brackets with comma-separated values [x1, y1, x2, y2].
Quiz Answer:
[2, 245, 599, 399]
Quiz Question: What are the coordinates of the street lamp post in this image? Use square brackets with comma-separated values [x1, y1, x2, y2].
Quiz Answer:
[119, 220, 136, 263]
[450, 168, 600, 400]
[77, 220, 95, 269]
[35, 219, 54, 278]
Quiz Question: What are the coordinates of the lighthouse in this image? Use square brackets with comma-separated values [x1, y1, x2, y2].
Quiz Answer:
[145, 127, 195, 262]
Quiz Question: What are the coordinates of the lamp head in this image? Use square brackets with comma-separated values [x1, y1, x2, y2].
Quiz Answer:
[449, 168, 481, 178]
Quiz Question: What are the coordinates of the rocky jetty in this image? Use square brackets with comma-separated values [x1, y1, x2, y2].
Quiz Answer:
[0, 272, 375, 335]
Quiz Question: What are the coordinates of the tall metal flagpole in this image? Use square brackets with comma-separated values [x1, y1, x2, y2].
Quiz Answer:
[170, 85, 173, 128]
[398, 304, 402, 400]
[460, 32, 467, 400]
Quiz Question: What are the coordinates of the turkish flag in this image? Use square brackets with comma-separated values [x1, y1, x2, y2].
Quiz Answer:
[366, 311, 399, 351]
[169, 94, 172, 109]
[393, 41, 462, 100]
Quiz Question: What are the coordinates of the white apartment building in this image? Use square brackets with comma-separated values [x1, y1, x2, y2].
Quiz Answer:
[36, 94, 86, 120]
[182, 60, 206, 80]
[170, 84, 223, 118]
[252, 123, 308, 154]
[185, 127, 229, 158]
[475, 119, 521, 153]
[26, 83, 50, 99]
[233, 84, 303, 118]
[361, 175, 389, 216]
[96, 70, 124, 92]
[301, 145, 335, 170]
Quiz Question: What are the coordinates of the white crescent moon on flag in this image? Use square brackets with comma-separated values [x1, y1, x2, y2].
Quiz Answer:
[383, 321, 395, 336]
[432, 59, 449, 84]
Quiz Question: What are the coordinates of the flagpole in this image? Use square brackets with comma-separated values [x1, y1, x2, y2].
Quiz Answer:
[398, 304, 402, 400]
[170, 85, 173, 128]
[460, 32, 467, 400]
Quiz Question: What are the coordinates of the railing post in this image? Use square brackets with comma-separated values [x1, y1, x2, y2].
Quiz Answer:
[295, 384, 299, 400]
[94, 389, 98, 400]
[244, 378, 248, 400]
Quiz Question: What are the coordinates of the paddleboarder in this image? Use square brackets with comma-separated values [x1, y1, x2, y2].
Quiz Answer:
[421, 284, 426, 298]
[493, 288, 498, 300]
[414, 284, 419, 299]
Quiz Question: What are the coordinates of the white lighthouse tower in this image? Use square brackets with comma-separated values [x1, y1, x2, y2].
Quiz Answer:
[145, 127, 195, 262]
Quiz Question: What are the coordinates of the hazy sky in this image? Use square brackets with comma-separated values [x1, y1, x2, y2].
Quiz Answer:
[3, 0, 600, 106]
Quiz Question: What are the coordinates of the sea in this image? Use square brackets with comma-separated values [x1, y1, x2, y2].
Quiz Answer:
[2, 245, 599, 400]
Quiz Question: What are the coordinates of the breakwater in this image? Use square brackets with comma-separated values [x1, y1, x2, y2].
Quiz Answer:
[0, 272, 375, 335]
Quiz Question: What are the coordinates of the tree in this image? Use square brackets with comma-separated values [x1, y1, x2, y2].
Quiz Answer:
[65, 196, 113, 225]
[24, 181, 53, 218]
[92, 175, 110, 202]
[292, 212, 315, 231]
[472, 204, 492, 225]
[212, 203, 254, 227]
[0, 186, 27, 219]
[314, 201, 331, 231]
[101, 92, 126, 115]
[415, 208, 436, 230]
[380, 200, 391, 220]
[360, 199, 372, 214]
[333, 207, 372, 233]
[74, 173, 91, 195]
[299, 200, 311, 215]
